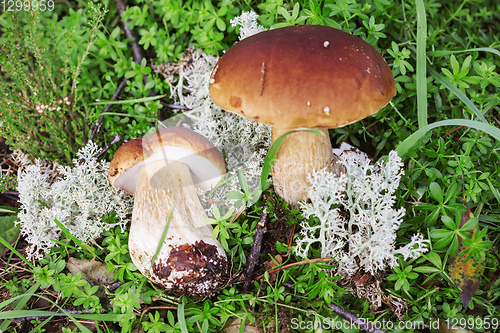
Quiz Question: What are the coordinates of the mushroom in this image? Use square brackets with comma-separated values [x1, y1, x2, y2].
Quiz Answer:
[109, 127, 229, 296]
[209, 25, 396, 207]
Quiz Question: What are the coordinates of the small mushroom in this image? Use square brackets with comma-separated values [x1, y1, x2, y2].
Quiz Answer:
[109, 127, 229, 296]
[209, 25, 396, 206]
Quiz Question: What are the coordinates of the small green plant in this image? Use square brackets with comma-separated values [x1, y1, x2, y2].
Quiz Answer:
[430, 207, 479, 257]
[387, 264, 419, 292]
[3, 276, 30, 298]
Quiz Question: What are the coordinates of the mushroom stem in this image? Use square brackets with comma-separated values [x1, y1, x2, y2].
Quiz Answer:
[129, 159, 228, 296]
[270, 127, 341, 207]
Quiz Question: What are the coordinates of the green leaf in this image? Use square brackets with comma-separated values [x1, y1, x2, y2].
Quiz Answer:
[90, 94, 166, 105]
[216, 18, 226, 31]
[429, 182, 443, 203]
[0, 205, 18, 214]
[441, 216, 455, 230]
[413, 266, 440, 273]
[461, 217, 478, 231]
[425, 251, 443, 269]
[428, 66, 487, 124]
[0, 216, 20, 254]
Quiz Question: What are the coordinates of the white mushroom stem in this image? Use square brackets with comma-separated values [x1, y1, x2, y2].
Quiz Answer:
[129, 159, 228, 295]
[271, 127, 342, 207]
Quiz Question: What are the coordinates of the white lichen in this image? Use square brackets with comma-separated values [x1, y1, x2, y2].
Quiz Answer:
[16, 141, 132, 261]
[230, 11, 266, 40]
[295, 150, 429, 278]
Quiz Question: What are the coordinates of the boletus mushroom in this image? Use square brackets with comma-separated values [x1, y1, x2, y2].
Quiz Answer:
[109, 127, 229, 296]
[209, 25, 396, 207]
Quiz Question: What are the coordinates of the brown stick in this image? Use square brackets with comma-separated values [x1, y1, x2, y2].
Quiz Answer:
[89, 78, 128, 141]
[161, 103, 191, 110]
[327, 303, 387, 333]
[242, 204, 269, 291]
[95, 135, 121, 159]
[114, 0, 143, 65]
[254, 257, 332, 281]
[280, 282, 386, 333]
[442, 126, 464, 138]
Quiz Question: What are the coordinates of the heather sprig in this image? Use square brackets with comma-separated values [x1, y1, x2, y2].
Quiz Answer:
[0, 4, 107, 164]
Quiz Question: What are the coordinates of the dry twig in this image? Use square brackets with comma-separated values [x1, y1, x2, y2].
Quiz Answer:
[242, 204, 269, 291]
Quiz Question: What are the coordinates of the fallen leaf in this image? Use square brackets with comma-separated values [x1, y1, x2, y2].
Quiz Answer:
[353, 270, 372, 287]
[263, 254, 283, 283]
[448, 201, 485, 308]
[67, 257, 115, 286]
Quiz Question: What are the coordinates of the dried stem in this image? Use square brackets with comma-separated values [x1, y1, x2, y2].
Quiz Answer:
[254, 257, 332, 281]
[114, 0, 144, 64]
[327, 303, 387, 333]
[95, 135, 121, 159]
[90, 78, 128, 141]
[242, 205, 269, 291]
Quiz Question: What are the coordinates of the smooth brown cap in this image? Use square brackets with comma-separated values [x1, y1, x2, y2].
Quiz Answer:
[109, 127, 226, 195]
[209, 25, 396, 129]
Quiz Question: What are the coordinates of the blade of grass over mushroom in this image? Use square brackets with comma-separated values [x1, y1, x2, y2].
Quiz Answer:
[427, 48, 500, 58]
[416, 0, 427, 129]
[260, 129, 323, 191]
[427, 66, 488, 124]
[90, 94, 166, 105]
[51, 218, 98, 258]
[396, 119, 500, 158]
[149, 205, 175, 273]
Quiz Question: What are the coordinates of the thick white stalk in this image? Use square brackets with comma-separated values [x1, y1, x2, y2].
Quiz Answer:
[129, 159, 228, 296]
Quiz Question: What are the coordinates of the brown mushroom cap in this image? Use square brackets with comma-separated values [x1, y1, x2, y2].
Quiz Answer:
[109, 127, 226, 195]
[209, 25, 396, 129]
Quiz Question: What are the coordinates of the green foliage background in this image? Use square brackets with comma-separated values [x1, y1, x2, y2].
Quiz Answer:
[1, 0, 500, 332]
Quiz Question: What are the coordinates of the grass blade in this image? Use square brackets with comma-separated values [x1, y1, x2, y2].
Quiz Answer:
[0, 235, 34, 269]
[427, 66, 488, 124]
[0, 282, 40, 332]
[396, 119, 500, 158]
[415, 0, 427, 129]
[52, 219, 98, 258]
[0, 205, 19, 214]
[90, 94, 166, 105]
[178, 299, 189, 333]
[427, 47, 500, 58]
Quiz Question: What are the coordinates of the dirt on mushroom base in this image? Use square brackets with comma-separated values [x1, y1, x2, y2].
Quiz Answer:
[151, 240, 230, 297]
